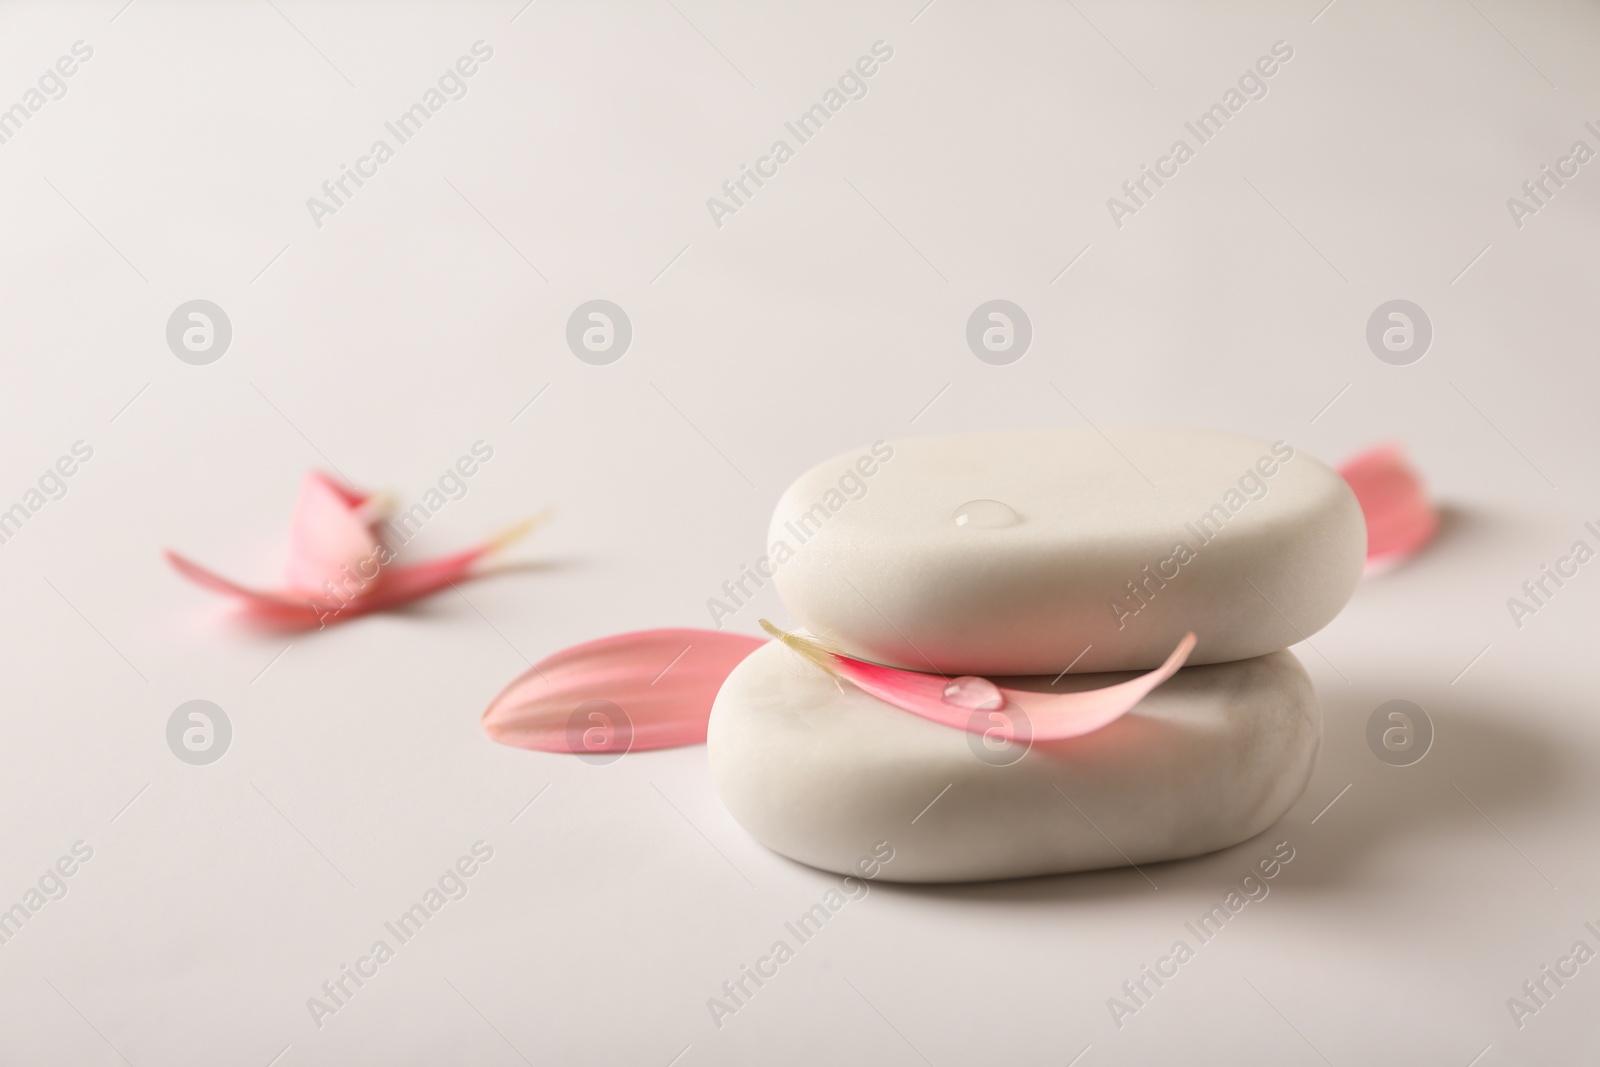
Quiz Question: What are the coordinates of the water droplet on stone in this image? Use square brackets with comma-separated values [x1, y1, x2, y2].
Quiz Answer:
[953, 499, 1020, 529]
[942, 676, 1003, 710]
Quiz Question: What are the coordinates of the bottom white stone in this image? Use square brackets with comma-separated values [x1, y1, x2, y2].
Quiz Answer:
[708, 641, 1320, 883]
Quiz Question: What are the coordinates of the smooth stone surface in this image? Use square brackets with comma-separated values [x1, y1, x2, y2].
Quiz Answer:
[769, 427, 1365, 675]
[708, 641, 1320, 883]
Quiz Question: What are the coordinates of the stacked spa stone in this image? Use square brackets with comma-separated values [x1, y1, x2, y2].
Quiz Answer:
[706, 427, 1366, 883]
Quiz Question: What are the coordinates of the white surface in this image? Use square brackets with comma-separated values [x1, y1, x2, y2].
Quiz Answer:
[1, 1, 1598, 1064]
[769, 427, 1366, 673]
[709, 642, 1319, 882]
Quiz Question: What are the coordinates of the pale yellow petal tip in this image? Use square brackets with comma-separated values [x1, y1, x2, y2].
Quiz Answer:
[758, 618, 838, 676]
[356, 491, 396, 524]
[486, 508, 554, 554]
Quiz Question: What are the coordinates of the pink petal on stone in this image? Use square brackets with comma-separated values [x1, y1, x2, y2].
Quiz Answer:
[996, 633, 1195, 740]
[1339, 443, 1438, 571]
[760, 620, 1196, 743]
[483, 629, 767, 754]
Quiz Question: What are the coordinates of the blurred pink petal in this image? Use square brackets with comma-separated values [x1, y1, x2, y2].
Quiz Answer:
[483, 629, 766, 754]
[283, 472, 381, 594]
[349, 546, 507, 613]
[165, 550, 326, 624]
[761, 620, 1195, 743]
[167, 472, 545, 629]
[1339, 444, 1438, 571]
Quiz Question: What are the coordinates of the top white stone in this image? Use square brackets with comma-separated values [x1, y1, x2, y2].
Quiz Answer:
[768, 426, 1365, 675]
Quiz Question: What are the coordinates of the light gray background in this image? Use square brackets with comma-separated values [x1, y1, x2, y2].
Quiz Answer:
[1, 0, 1596, 1063]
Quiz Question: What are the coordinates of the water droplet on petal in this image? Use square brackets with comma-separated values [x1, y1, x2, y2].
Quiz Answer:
[953, 499, 1020, 529]
[942, 676, 1003, 710]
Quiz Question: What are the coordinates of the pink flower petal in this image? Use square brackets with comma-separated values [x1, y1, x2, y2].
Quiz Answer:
[999, 634, 1194, 739]
[314, 551, 483, 620]
[168, 472, 550, 629]
[283, 471, 382, 595]
[170, 534, 540, 630]
[482, 629, 767, 754]
[165, 550, 328, 624]
[311, 516, 551, 623]
[1338, 443, 1438, 571]
[760, 620, 1196, 743]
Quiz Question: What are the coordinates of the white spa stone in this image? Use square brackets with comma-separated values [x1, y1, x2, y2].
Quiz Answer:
[707, 640, 1319, 883]
[768, 427, 1365, 675]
